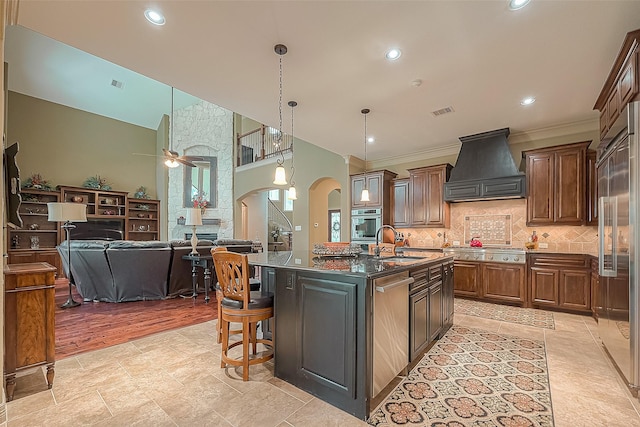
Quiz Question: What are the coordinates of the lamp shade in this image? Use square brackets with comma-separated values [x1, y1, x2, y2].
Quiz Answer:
[47, 202, 87, 222]
[273, 164, 287, 185]
[287, 185, 297, 200]
[185, 208, 203, 226]
[360, 189, 370, 202]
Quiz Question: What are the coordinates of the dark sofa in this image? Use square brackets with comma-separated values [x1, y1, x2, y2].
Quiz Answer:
[57, 238, 258, 303]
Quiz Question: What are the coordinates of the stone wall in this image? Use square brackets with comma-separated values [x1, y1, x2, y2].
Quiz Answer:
[167, 100, 234, 240]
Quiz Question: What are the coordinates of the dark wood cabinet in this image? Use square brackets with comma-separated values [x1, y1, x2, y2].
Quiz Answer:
[523, 141, 590, 226]
[594, 29, 640, 139]
[442, 261, 454, 330]
[409, 287, 429, 361]
[481, 262, 526, 305]
[528, 253, 591, 313]
[350, 170, 396, 210]
[391, 178, 410, 227]
[405, 164, 452, 228]
[586, 150, 598, 226]
[126, 198, 160, 241]
[428, 282, 443, 342]
[591, 257, 600, 319]
[453, 261, 481, 297]
[4, 262, 57, 401]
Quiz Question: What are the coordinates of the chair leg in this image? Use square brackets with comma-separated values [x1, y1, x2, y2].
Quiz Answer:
[221, 317, 229, 368]
[251, 322, 258, 354]
[242, 317, 250, 381]
[216, 290, 222, 344]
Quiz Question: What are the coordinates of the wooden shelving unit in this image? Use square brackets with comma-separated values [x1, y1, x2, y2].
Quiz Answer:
[58, 186, 128, 218]
[126, 198, 160, 241]
[6, 189, 63, 275]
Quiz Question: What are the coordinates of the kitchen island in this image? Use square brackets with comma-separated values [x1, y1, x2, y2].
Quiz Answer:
[247, 250, 454, 420]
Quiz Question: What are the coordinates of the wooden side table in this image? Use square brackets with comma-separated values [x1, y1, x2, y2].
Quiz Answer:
[4, 262, 57, 401]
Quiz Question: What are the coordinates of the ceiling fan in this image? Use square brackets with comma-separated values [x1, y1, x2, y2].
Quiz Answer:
[133, 87, 200, 168]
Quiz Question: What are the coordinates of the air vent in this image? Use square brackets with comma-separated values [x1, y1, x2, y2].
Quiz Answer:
[431, 106, 455, 117]
[110, 79, 124, 89]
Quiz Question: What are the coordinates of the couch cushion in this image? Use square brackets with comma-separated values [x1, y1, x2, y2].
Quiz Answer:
[170, 239, 214, 248]
[107, 240, 170, 249]
[214, 239, 253, 246]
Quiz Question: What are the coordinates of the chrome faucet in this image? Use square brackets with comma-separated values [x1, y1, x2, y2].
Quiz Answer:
[374, 225, 398, 257]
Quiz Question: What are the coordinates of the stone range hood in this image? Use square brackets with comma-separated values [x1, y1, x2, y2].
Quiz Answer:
[444, 127, 525, 202]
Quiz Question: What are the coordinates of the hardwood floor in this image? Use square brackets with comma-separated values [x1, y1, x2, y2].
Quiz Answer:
[54, 279, 217, 359]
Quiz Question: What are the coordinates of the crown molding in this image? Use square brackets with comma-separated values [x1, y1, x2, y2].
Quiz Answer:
[507, 118, 599, 145]
[369, 142, 460, 170]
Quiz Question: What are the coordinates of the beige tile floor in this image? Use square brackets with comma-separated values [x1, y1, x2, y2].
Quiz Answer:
[6, 311, 640, 426]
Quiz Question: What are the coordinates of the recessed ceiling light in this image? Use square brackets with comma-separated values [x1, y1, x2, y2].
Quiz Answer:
[367, 137, 375, 143]
[385, 48, 402, 61]
[509, 0, 531, 11]
[520, 97, 536, 106]
[144, 9, 165, 26]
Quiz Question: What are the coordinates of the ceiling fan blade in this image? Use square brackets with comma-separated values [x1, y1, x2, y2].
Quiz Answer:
[176, 157, 197, 168]
[132, 152, 162, 158]
[162, 148, 179, 158]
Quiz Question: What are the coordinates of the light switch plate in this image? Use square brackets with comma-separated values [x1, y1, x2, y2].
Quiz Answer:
[453, 240, 461, 246]
[295, 225, 302, 231]
[538, 242, 548, 249]
[294, 258, 302, 264]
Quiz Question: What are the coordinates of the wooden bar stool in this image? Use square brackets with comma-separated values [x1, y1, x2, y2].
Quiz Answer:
[211, 247, 260, 344]
[212, 250, 273, 381]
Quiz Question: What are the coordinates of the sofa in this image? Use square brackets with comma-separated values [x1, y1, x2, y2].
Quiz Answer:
[57, 238, 259, 303]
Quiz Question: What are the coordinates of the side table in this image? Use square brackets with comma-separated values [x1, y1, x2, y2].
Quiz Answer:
[4, 262, 57, 401]
[182, 254, 213, 303]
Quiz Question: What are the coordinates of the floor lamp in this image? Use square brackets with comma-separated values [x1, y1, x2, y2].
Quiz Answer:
[48, 202, 87, 309]
[186, 208, 203, 255]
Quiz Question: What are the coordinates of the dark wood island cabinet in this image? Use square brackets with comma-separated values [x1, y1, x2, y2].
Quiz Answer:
[248, 251, 454, 420]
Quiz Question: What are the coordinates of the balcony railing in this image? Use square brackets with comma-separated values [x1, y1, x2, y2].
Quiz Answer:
[237, 125, 292, 167]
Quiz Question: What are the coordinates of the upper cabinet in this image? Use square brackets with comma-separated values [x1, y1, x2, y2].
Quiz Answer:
[594, 29, 640, 139]
[523, 141, 590, 226]
[350, 170, 396, 210]
[586, 150, 598, 226]
[392, 164, 452, 228]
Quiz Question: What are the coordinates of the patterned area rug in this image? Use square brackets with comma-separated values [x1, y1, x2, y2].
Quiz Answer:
[368, 326, 554, 427]
[455, 298, 555, 329]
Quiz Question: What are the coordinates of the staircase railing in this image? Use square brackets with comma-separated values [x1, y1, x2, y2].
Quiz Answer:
[268, 198, 293, 251]
[237, 125, 293, 167]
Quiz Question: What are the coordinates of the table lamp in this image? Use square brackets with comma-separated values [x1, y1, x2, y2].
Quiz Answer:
[47, 202, 87, 309]
[185, 208, 203, 255]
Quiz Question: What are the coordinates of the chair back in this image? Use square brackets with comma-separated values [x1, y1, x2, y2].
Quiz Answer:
[212, 250, 251, 309]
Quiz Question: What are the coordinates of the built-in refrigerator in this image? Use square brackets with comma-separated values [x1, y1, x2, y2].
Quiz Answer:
[597, 100, 640, 393]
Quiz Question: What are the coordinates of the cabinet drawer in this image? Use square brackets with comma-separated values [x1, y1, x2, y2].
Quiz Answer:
[429, 264, 442, 283]
[528, 253, 589, 269]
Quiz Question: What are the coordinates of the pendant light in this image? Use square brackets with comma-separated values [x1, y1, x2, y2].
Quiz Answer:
[360, 108, 371, 202]
[287, 100, 298, 200]
[273, 44, 288, 185]
[165, 87, 180, 168]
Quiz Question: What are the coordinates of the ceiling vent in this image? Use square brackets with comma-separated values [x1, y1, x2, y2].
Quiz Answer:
[431, 106, 455, 117]
[110, 79, 124, 89]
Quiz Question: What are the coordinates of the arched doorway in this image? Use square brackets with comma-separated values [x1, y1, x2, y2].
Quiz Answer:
[309, 178, 343, 249]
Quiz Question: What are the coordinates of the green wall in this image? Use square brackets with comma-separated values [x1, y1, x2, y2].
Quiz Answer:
[7, 91, 159, 196]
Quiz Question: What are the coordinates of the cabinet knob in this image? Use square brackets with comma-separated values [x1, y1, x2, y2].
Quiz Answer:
[514, 256, 520, 262]
[503, 256, 509, 261]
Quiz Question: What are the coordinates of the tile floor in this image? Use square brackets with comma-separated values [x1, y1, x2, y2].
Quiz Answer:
[6, 310, 640, 426]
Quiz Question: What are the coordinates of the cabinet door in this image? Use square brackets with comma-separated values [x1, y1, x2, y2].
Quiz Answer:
[453, 261, 480, 297]
[409, 288, 429, 362]
[428, 282, 443, 342]
[526, 152, 554, 225]
[559, 269, 591, 312]
[443, 262, 454, 328]
[619, 53, 636, 108]
[366, 174, 382, 207]
[481, 263, 525, 305]
[8, 252, 36, 265]
[409, 169, 427, 226]
[530, 267, 559, 306]
[555, 147, 586, 224]
[260, 267, 277, 341]
[392, 179, 410, 227]
[351, 176, 366, 208]
[35, 251, 63, 278]
[425, 168, 448, 227]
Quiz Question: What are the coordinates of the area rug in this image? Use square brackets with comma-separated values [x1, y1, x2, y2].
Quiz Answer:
[455, 298, 555, 329]
[368, 326, 554, 427]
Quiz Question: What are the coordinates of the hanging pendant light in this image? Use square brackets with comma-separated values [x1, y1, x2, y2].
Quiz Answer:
[273, 44, 288, 185]
[287, 100, 298, 200]
[360, 108, 371, 202]
[165, 87, 180, 168]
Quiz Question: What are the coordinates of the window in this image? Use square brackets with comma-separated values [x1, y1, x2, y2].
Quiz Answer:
[268, 189, 280, 201]
[183, 156, 217, 208]
[283, 190, 293, 211]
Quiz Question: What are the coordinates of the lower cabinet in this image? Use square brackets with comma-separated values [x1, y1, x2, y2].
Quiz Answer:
[409, 261, 449, 363]
[8, 250, 63, 278]
[454, 261, 526, 305]
[528, 253, 591, 313]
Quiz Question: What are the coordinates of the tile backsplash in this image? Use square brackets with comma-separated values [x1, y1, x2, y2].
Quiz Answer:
[396, 199, 598, 255]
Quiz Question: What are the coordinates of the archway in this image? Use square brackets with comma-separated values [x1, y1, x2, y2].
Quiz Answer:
[308, 178, 343, 249]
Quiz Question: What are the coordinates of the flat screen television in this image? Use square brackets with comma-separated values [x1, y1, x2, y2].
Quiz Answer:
[3, 141, 22, 229]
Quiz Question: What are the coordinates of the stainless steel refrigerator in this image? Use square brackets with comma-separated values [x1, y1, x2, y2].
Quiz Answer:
[598, 100, 640, 393]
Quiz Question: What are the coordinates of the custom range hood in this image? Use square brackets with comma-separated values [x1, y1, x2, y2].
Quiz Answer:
[444, 128, 525, 202]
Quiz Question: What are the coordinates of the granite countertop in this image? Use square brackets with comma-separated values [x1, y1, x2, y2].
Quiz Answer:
[247, 250, 453, 278]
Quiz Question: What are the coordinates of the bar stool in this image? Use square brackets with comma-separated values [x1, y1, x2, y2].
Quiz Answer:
[211, 247, 261, 343]
[212, 250, 273, 381]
